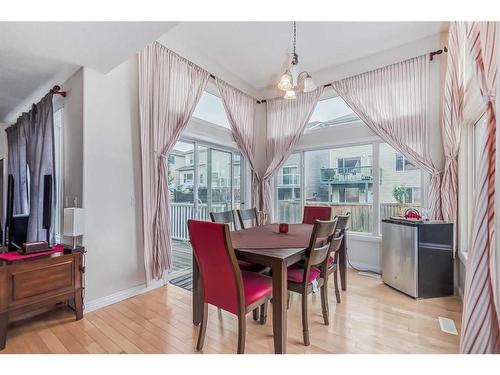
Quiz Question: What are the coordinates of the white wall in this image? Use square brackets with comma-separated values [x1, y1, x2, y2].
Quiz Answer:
[82, 59, 147, 302]
[59, 69, 84, 208]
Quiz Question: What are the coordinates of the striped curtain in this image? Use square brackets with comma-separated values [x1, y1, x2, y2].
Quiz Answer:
[460, 22, 500, 354]
[331, 55, 443, 220]
[441, 22, 465, 225]
[215, 79, 260, 208]
[138, 43, 209, 283]
[262, 88, 323, 221]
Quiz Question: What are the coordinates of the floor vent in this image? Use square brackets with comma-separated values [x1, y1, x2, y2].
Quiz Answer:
[438, 316, 458, 335]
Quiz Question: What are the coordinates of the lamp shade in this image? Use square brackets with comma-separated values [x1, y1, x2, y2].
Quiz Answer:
[278, 71, 293, 91]
[303, 76, 317, 93]
[63, 208, 85, 237]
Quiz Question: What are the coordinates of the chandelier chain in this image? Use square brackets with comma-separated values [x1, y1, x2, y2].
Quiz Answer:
[293, 21, 296, 56]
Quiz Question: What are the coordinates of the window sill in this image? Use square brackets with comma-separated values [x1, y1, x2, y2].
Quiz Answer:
[347, 232, 382, 243]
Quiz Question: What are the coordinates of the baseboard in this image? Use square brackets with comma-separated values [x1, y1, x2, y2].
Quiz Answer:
[84, 278, 167, 313]
[347, 260, 382, 274]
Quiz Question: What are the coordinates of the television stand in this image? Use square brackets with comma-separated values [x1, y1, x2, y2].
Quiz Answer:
[0, 248, 84, 351]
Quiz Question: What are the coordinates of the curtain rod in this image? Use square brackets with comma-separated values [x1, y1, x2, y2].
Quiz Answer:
[210, 46, 447, 105]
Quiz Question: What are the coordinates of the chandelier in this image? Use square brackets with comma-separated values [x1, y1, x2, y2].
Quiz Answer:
[277, 21, 317, 99]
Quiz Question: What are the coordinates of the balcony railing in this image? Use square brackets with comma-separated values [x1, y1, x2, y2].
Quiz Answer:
[320, 166, 373, 184]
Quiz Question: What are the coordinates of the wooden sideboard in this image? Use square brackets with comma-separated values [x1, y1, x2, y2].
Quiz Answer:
[0, 249, 84, 351]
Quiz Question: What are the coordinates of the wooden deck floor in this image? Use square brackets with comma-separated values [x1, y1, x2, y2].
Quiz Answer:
[0, 270, 463, 354]
[170, 240, 193, 290]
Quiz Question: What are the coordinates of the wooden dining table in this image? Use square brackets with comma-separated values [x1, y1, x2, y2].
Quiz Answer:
[191, 223, 348, 354]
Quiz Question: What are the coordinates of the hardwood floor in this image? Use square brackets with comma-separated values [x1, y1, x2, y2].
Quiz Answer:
[0, 270, 462, 354]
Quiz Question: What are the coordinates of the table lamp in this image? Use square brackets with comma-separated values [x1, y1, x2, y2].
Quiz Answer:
[63, 208, 85, 249]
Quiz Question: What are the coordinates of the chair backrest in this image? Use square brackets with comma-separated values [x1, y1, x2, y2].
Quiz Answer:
[328, 234, 344, 267]
[210, 210, 237, 230]
[237, 208, 259, 229]
[334, 213, 350, 233]
[302, 205, 332, 225]
[301, 219, 338, 283]
[188, 220, 244, 315]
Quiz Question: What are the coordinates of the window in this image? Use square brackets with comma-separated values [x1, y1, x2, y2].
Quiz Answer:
[279, 166, 299, 186]
[380, 143, 422, 225]
[183, 173, 193, 184]
[168, 155, 175, 164]
[338, 157, 361, 169]
[395, 153, 418, 172]
[339, 187, 360, 203]
[277, 153, 302, 223]
[306, 96, 359, 132]
[192, 91, 230, 129]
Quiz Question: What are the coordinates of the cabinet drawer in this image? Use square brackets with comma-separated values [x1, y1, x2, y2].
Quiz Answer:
[10, 260, 74, 301]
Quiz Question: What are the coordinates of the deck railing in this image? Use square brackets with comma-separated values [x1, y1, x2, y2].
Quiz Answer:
[278, 201, 420, 233]
[170, 201, 420, 239]
[170, 202, 227, 240]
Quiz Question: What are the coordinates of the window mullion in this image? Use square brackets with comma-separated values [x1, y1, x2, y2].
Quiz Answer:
[372, 142, 380, 236]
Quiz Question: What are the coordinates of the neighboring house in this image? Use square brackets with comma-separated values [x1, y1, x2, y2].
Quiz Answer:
[277, 144, 421, 205]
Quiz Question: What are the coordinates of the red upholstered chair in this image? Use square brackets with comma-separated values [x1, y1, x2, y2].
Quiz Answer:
[302, 205, 332, 224]
[188, 220, 272, 354]
[287, 218, 338, 346]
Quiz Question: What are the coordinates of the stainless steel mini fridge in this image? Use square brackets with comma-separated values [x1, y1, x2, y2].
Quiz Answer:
[381, 218, 453, 299]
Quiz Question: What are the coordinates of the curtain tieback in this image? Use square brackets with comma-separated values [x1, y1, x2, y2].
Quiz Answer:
[154, 150, 168, 160]
[483, 91, 496, 103]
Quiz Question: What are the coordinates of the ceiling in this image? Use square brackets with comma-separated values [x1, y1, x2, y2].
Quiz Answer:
[0, 22, 177, 122]
[158, 22, 448, 95]
[0, 21, 448, 123]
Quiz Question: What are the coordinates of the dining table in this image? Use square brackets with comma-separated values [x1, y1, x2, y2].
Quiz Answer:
[191, 222, 348, 354]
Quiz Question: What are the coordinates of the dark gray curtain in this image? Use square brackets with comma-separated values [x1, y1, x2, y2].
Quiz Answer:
[5, 113, 30, 215]
[23, 94, 55, 242]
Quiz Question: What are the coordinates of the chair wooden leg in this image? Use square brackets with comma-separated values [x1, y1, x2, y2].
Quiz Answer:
[237, 314, 246, 354]
[301, 292, 310, 346]
[333, 270, 341, 303]
[252, 308, 259, 321]
[196, 303, 208, 351]
[259, 302, 268, 325]
[320, 281, 329, 325]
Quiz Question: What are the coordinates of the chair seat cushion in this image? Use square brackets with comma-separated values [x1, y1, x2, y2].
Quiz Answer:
[287, 264, 321, 284]
[241, 271, 272, 307]
[328, 255, 336, 267]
